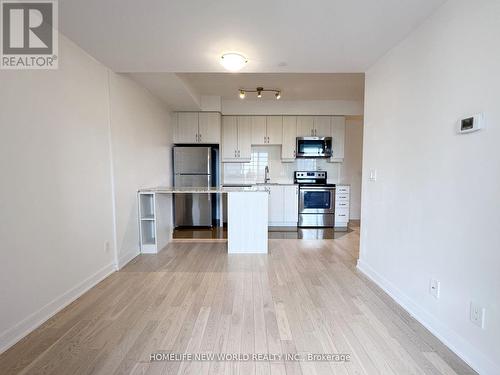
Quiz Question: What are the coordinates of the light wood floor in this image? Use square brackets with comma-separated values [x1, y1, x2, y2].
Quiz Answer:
[0, 225, 476, 375]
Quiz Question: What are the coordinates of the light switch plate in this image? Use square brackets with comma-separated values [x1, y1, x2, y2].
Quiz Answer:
[369, 169, 377, 181]
[429, 279, 440, 299]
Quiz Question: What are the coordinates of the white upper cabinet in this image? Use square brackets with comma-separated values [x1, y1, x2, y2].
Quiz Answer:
[222, 116, 239, 161]
[221, 114, 346, 163]
[198, 112, 221, 144]
[330, 116, 346, 162]
[266, 116, 283, 145]
[175, 112, 199, 143]
[174, 112, 221, 144]
[251, 116, 283, 145]
[222, 116, 251, 162]
[314, 116, 331, 137]
[237, 116, 252, 161]
[297, 116, 315, 137]
[251, 116, 267, 145]
[281, 116, 297, 161]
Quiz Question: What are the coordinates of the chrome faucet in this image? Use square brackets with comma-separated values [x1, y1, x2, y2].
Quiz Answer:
[264, 166, 270, 184]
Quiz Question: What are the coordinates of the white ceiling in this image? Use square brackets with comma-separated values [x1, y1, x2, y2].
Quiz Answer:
[177, 73, 365, 100]
[59, 0, 446, 73]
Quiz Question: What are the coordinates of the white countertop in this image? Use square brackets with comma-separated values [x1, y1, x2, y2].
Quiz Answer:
[138, 186, 262, 194]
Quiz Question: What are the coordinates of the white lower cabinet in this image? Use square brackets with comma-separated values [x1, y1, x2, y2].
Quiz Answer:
[335, 185, 350, 228]
[268, 186, 284, 223]
[256, 185, 298, 226]
[283, 185, 299, 224]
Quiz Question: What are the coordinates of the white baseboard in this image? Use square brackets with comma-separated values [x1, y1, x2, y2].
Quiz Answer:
[357, 259, 500, 375]
[118, 249, 140, 269]
[0, 262, 116, 354]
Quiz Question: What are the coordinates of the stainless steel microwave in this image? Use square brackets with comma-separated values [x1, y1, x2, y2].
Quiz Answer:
[296, 137, 332, 158]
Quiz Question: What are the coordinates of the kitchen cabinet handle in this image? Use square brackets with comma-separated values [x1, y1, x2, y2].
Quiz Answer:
[234, 150, 237, 157]
[199, 133, 202, 142]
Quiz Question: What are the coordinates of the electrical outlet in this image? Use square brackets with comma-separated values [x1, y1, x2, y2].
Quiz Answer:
[470, 302, 485, 329]
[429, 279, 440, 299]
[104, 241, 111, 253]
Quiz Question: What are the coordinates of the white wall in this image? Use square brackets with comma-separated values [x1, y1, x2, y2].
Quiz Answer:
[359, 1, 500, 374]
[108, 74, 173, 268]
[0, 35, 172, 353]
[340, 118, 363, 219]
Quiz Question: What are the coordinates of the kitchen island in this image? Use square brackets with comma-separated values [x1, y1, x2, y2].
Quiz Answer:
[137, 186, 268, 254]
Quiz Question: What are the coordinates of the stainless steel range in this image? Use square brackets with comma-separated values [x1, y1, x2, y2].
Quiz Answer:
[294, 171, 336, 228]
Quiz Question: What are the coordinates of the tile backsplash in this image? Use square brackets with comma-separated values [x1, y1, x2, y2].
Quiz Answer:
[223, 146, 340, 184]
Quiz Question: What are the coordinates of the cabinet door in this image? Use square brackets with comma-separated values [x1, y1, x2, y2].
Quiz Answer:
[251, 116, 267, 145]
[283, 185, 299, 224]
[268, 186, 284, 224]
[198, 112, 221, 144]
[266, 116, 283, 145]
[297, 116, 314, 137]
[175, 112, 199, 143]
[237, 116, 252, 161]
[330, 116, 346, 162]
[281, 116, 297, 161]
[314, 116, 331, 137]
[222, 116, 238, 161]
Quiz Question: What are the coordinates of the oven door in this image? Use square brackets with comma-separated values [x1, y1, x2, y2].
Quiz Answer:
[299, 187, 335, 214]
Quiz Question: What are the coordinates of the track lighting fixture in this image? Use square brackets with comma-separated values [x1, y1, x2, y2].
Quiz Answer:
[238, 87, 282, 100]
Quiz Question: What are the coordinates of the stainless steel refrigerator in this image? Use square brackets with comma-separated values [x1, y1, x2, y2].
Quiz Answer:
[173, 146, 218, 227]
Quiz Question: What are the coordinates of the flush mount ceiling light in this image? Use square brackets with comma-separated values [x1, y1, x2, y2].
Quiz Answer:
[238, 87, 282, 100]
[220, 53, 247, 72]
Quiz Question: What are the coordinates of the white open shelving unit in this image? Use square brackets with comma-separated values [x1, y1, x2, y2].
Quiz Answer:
[138, 192, 172, 254]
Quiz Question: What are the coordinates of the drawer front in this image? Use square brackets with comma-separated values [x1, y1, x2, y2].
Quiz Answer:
[336, 194, 349, 202]
[336, 186, 350, 194]
[335, 208, 349, 221]
[335, 200, 349, 209]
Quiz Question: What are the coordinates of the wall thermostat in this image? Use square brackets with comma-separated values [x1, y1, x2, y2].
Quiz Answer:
[458, 113, 483, 134]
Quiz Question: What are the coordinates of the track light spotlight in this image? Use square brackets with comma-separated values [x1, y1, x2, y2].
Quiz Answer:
[239, 90, 246, 99]
[275, 91, 281, 100]
[257, 87, 263, 98]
